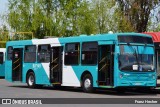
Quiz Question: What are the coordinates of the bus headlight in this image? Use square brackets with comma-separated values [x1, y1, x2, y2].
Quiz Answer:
[120, 74, 123, 79]
[151, 74, 156, 79]
[152, 75, 155, 79]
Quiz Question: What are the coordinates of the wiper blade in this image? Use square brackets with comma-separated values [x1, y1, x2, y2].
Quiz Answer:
[127, 43, 139, 65]
[134, 48, 139, 65]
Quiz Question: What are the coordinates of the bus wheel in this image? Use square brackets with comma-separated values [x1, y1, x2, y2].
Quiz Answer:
[27, 72, 36, 88]
[82, 74, 94, 93]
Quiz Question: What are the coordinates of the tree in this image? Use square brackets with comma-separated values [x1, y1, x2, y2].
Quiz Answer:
[112, 7, 135, 32]
[8, 0, 157, 38]
[116, 0, 159, 32]
[0, 25, 8, 48]
[7, 0, 91, 38]
[147, 4, 160, 31]
[91, 0, 115, 33]
[7, 0, 32, 32]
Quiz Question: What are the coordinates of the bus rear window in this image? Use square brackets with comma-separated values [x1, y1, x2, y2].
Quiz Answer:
[118, 36, 153, 44]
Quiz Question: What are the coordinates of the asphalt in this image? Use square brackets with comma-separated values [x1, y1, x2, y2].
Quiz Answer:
[0, 79, 160, 107]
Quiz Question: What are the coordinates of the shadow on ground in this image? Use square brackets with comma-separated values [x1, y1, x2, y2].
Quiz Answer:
[8, 85, 160, 96]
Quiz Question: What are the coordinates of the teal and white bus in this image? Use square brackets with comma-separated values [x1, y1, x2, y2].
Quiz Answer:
[0, 48, 6, 78]
[5, 33, 156, 92]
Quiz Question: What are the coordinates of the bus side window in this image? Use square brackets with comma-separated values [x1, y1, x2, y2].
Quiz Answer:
[37, 44, 50, 63]
[7, 46, 13, 60]
[0, 52, 4, 64]
[24, 45, 36, 63]
[82, 42, 98, 65]
[65, 43, 80, 65]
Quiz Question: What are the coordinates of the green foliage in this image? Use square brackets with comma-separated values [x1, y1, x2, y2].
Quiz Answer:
[116, 0, 159, 32]
[112, 8, 135, 32]
[5, 0, 160, 38]
[91, 0, 114, 33]
[0, 25, 8, 48]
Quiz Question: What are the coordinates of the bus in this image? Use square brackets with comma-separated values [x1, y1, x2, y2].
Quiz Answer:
[5, 33, 156, 92]
[143, 32, 160, 85]
[0, 48, 6, 78]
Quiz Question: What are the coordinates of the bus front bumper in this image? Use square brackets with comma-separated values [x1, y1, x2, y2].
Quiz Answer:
[117, 81, 156, 87]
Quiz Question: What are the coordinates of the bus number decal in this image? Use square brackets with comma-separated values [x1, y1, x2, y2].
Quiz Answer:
[33, 64, 42, 70]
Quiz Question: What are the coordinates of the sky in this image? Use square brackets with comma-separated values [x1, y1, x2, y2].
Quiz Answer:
[0, 0, 8, 28]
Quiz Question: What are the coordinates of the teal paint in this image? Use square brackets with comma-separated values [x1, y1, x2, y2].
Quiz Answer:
[0, 62, 5, 77]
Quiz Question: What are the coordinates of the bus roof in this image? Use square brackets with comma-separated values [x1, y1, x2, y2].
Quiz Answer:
[143, 32, 160, 42]
[6, 33, 151, 46]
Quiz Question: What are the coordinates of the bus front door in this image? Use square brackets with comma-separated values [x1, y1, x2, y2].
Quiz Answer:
[50, 46, 63, 84]
[156, 50, 160, 84]
[12, 48, 23, 81]
[98, 45, 114, 86]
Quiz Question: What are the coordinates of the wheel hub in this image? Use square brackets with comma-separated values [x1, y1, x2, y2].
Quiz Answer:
[28, 75, 34, 86]
[84, 79, 91, 89]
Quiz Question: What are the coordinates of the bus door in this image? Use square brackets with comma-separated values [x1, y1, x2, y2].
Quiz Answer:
[12, 48, 23, 81]
[98, 45, 114, 86]
[50, 46, 63, 84]
[0, 51, 5, 77]
[156, 50, 160, 79]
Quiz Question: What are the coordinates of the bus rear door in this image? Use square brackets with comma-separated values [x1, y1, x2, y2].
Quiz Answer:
[12, 48, 23, 81]
[50, 46, 63, 85]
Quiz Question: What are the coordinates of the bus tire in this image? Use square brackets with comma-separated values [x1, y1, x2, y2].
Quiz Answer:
[82, 74, 94, 93]
[27, 72, 36, 88]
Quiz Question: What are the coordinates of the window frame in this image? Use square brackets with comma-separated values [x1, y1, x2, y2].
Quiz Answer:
[37, 44, 51, 63]
[64, 42, 80, 65]
[24, 45, 37, 63]
[118, 36, 153, 44]
[7, 46, 13, 60]
[81, 41, 98, 65]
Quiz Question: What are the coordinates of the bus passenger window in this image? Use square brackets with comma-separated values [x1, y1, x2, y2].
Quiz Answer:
[82, 42, 98, 65]
[37, 44, 50, 63]
[0, 52, 4, 64]
[65, 43, 80, 65]
[7, 46, 13, 60]
[24, 45, 36, 63]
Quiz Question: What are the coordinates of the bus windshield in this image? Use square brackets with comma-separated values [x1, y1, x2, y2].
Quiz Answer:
[119, 45, 154, 72]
